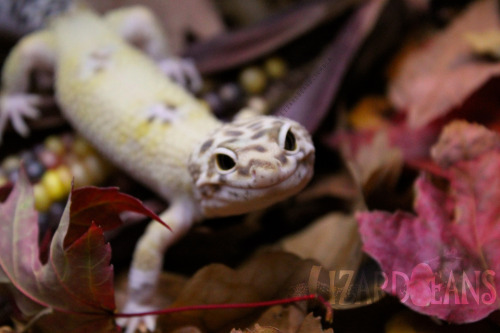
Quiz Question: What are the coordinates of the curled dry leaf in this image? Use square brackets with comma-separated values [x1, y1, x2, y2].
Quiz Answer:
[344, 131, 403, 194]
[185, 0, 362, 74]
[390, 0, 500, 128]
[251, 305, 305, 333]
[357, 121, 500, 323]
[275, 0, 388, 133]
[280, 213, 362, 272]
[430, 120, 500, 167]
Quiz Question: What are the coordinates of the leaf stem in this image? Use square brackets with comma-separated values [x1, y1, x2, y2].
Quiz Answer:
[114, 294, 333, 322]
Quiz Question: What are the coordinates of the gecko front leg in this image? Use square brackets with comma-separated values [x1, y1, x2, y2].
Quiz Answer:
[104, 6, 202, 92]
[117, 198, 199, 333]
[0, 30, 55, 141]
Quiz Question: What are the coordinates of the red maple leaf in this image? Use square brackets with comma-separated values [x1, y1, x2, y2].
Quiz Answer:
[357, 121, 500, 323]
[0, 170, 167, 332]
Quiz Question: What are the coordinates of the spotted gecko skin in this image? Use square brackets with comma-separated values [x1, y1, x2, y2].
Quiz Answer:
[0, 5, 315, 332]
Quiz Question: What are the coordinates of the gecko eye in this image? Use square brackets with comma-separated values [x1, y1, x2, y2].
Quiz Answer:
[214, 147, 237, 173]
[216, 154, 236, 171]
[279, 124, 298, 152]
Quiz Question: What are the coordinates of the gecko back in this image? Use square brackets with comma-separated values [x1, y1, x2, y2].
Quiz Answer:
[50, 7, 221, 200]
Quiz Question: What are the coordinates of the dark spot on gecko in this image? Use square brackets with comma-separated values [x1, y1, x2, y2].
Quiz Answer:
[200, 139, 214, 154]
[200, 184, 220, 198]
[247, 121, 263, 130]
[238, 166, 250, 176]
[251, 130, 267, 140]
[275, 154, 287, 165]
[272, 120, 284, 126]
[163, 101, 178, 109]
[225, 130, 244, 136]
[240, 145, 267, 153]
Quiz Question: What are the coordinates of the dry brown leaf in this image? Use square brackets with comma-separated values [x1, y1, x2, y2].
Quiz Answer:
[345, 131, 403, 195]
[157, 252, 321, 333]
[251, 305, 305, 333]
[280, 213, 362, 272]
[296, 313, 333, 333]
[390, 0, 500, 128]
[115, 271, 188, 314]
[231, 324, 282, 333]
[430, 120, 500, 167]
[235, 309, 332, 333]
[172, 327, 204, 333]
[297, 172, 358, 202]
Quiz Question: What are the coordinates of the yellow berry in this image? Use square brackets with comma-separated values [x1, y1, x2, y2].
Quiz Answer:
[239, 66, 267, 94]
[55, 165, 73, 194]
[44, 135, 66, 156]
[34, 183, 51, 212]
[41, 169, 66, 201]
[264, 57, 287, 79]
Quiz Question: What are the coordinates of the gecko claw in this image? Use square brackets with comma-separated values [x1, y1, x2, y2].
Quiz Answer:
[116, 302, 159, 333]
[0, 93, 48, 141]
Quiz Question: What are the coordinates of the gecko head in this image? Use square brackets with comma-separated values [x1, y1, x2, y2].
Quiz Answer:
[188, 116, 315, 217]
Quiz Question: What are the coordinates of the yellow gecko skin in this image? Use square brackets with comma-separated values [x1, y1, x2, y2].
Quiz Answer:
[0, 5, 315, 332]
[54, 10, 220, 201]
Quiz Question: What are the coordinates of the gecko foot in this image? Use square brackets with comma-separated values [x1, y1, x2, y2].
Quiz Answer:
[0, 93, 50, 142]
[116, 301, 159, 333]
[158, 57, 202, 93]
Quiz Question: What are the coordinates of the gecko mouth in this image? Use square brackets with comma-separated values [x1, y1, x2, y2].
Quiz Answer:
[200, 159, 314, 217]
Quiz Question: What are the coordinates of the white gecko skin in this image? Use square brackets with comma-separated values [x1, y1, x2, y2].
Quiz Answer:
[0, 5, 315, 333]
